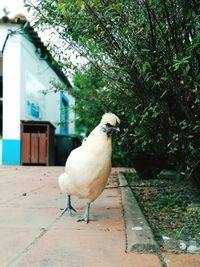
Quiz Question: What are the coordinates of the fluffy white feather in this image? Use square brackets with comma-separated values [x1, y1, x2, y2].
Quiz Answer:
[58, 113, 120, 222]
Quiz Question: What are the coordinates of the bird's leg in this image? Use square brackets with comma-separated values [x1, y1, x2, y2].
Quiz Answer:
[77, 202, 93, 223]
[61, 195, 76, 216]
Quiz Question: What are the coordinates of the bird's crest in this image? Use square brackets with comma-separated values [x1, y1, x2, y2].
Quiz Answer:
[101, 113, 120, 126]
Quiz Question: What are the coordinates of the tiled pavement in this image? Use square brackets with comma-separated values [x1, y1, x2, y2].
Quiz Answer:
[0, 166, 199, 267]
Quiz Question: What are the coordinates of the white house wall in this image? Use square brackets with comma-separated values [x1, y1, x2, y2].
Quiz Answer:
[20, 35, 57, 123]
[0, 24, 9, 51]
[44, 90, 61, 134]
[1, 23, 75, 165]
[2, 26, 21, 164]
[3, 30, 21, 140]
[19, 33, 75, 134]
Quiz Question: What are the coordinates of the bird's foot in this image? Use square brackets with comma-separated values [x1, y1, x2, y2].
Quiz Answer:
[76, 203, 96, 223]
[77, 215, 89, 224]
[77, 215, 96, 224]
[60, 196, 76, 216]
[61, 204, 77, 216]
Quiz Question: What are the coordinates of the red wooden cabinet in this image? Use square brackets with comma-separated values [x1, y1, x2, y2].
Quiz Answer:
[21, 121, 55, 166]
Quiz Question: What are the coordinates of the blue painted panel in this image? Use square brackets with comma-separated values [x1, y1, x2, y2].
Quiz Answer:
[60, 92, 69, 135]
[2, 139, 21, 165]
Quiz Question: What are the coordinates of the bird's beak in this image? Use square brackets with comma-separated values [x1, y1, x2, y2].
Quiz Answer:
[108, 126, 120, 137]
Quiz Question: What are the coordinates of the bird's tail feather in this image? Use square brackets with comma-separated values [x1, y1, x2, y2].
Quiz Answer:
[58, 172, 68, 192]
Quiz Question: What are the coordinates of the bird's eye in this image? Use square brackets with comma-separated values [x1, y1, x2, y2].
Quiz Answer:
[106, 123, 112, 127]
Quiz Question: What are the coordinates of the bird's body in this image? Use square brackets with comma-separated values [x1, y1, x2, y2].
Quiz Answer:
[58, 113, 120, 222]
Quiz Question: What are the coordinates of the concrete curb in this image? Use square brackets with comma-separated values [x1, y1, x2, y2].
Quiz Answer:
[118, 171, 160, 253]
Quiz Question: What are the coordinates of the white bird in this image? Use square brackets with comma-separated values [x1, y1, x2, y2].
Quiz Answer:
[58, 113, 120, 223]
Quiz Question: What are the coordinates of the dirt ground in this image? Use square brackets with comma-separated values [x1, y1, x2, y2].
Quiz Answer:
[125, 171, 200, 252]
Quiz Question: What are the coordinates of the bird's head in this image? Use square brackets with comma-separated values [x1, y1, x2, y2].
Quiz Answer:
[100, 113, 120, 137]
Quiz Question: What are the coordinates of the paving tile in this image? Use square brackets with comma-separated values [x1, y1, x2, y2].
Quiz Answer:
[0, 228, 39, 267]
[0, 207, 59, 229]
[16, 229, 161, 267]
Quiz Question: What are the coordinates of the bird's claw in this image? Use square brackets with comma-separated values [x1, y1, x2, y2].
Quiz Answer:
[77, 215, 89, 223]
[77, 216, 96, 224]
[61, 204, 77, 216]
[61, 196, 77, 216]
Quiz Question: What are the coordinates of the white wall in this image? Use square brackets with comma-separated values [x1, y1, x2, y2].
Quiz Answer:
[0, 22, 75, 165]
[1, 21, 75, 142]
[3, 25, 21, 140]
[19, 31, 75, 134]
[44, 90, 61, 134]
[0, 24, 9, 51]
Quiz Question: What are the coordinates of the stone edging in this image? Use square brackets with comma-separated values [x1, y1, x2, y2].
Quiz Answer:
[118, 171, 159, 253]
